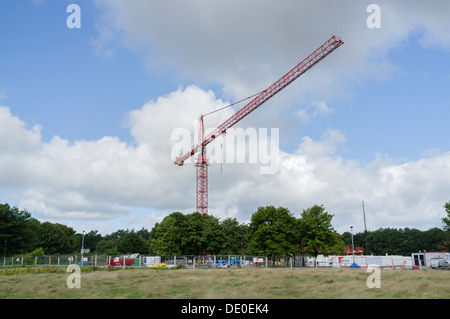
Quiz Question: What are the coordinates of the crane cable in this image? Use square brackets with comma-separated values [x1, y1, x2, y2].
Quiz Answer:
[202, 90, 265, 118]
[201, 90, 265, 174]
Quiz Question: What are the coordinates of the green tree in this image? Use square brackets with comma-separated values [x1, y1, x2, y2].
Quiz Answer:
[200, 214, 225, 255]
[442, 201, 450, 231]
[298, 205, 344, 258]
[136, 227, 150, 241]
[219, 218, 249, 255]
[30, 247, 45, 256]
[76, 230, 103, 253]
[95, 239, 120, 255]
[341, 231, 365, 248]
[146, 223, 159, 254]
[0, 204, 36, 255]
[119, 231, 149, 254]
[38, 222, 76, 254]
[0, 204, 39, 255]
[398, 228, 423, 255]
[421, 228, 446, 252]
[104, 229, 130, 241]
[348, 227, 449, 256]
[376, 228, 402, 255]
[248, 206, 299, 256]
[60, 224, 77, 253]
[182, 213, 224, 255]
[97, 228, 150, 255]
[150, 215, 183, 255]
[440, 201, 450, 250]
[364, 228, 388, 255]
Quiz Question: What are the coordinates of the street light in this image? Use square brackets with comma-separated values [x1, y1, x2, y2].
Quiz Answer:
[350, 226, 355, 264]
[81, 230, 85, 267]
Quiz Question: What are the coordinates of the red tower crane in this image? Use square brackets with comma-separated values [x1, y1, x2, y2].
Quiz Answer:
[174, 35, 344, 215]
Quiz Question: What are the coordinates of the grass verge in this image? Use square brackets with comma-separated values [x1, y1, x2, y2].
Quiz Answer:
[0, 267, 449, 299]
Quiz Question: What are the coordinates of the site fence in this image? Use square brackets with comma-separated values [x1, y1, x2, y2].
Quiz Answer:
[0, 254, 306, 269]
[0, 254, 427, 270]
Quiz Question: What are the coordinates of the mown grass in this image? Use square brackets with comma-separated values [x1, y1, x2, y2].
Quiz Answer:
[0, 267, 449, 299]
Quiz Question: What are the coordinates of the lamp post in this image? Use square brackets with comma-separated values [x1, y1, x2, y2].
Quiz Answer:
[81, 230, 85, 267]
[350, 226, 355, 264]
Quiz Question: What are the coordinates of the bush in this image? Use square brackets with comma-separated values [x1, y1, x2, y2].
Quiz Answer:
[30, 247, 45, 257]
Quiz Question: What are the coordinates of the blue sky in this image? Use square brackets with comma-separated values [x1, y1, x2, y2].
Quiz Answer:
[1, 0, 450, 235]
[2, 1, 449, 160]
[342, 37, 450, 163]
[1, 0, 177, 143]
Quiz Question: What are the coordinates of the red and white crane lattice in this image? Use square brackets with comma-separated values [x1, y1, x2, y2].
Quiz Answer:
[174, 35, 344, 215]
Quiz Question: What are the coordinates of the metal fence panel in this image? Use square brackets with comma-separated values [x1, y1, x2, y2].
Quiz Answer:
[0, 254, 309, 269]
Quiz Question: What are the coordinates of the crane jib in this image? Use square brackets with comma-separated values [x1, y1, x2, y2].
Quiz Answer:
[174, 35, 343, 165]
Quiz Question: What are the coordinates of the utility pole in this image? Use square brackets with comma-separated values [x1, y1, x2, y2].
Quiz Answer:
[362, 200, 367, 232]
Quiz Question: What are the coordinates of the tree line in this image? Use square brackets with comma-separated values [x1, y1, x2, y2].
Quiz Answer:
[1, 202, 449, 257]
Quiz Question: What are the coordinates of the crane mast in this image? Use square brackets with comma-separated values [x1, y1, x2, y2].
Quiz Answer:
[175, 35, 344, 215]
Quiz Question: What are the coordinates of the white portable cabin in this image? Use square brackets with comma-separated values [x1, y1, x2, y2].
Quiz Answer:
[411, 252, 448, 268]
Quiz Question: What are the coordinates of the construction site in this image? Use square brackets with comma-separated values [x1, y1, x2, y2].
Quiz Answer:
[2, 2, 450, 306]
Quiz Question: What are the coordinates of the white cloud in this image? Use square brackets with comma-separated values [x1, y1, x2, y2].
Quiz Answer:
[4, 1, 450, 233]
[92, 0, 450, 98]
[90, 0, 450, 165]
[296, 129, 346, 159]
[296, 102, 334, 123]
[0, 106, 41, 154]
[0, 87, 231, 230]
[1, 87, 449, 234]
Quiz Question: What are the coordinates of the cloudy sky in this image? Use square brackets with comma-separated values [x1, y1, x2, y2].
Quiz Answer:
[1, 0, 450, 235]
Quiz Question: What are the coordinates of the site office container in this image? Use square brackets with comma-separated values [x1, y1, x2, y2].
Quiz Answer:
[411, 252, 449, 268]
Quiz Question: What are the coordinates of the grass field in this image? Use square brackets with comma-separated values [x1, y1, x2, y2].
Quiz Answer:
[1, 267, 449, 299]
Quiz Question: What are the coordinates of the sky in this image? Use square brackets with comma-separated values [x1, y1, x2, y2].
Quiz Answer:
[1, 0, 450, 235]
